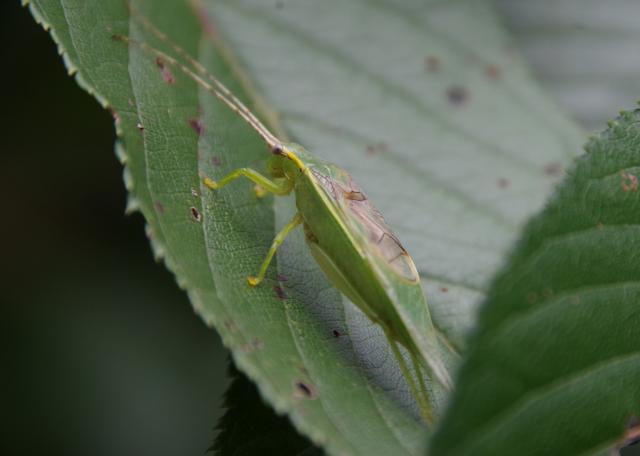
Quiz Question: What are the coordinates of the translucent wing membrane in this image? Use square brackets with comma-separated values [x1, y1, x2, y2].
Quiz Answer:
[311, 168, 419, 282]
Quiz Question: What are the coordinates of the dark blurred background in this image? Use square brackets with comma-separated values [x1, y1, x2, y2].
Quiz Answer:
[1, 2, 229, 455]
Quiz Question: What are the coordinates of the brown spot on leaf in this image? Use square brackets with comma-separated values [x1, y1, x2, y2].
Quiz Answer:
[155, 57, 176, 84]
[332, 329, 341, 338]
[485, 64, 501, 80]
[224, 320, 238, 333]
[365, 142, 388, 156]
[188, 117, 203, 136]
[596, 222, 604, 231]
[620, 171, 639, 192]
[252, 337, 265, 350]
[136, 122, 144, 132]
[542, 288, 554, 299]
[440, 287, 449, 293]
[543, 162, 564, 177]
[190, 206, 202, 222]
[273, 285, 287, 300]
[446, 86, 469, 106]
[211, 156, 222, 167]
[294, 380, 317, 399]
[154, 202, 165, 214]
[425, 56, 440, 72]
[526, 292, 538, 304]
[497, 177, 510, 189]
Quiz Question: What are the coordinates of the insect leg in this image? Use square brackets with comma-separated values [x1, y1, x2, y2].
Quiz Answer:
[203, 168, 292, 196]
[385, 328, 434, 425]
[410, 350, 434, 423]
[247, 213, 303, 287]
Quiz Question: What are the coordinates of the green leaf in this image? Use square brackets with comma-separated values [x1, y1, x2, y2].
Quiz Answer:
[205, 0, 585, 350]
[26, 0, 584, 454]
[430, 109, 640, 455]
[498, 0, 640, 130]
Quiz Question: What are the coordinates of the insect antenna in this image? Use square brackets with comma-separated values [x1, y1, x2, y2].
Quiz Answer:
[118, 2, 281, 149]
[114, 33, 279, 149]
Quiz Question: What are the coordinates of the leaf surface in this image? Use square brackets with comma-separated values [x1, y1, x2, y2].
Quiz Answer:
[205, 0, 585, 350]
[498, 0, 640, 129]
[431, 109, 640, 455]
[27, 0, 584, 454]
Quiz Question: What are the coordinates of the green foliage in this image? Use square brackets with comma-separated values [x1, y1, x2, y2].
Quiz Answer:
[497, 0, 640, 130]
[430, 110, 640, 455]
[26, 0, 640, 455]
[205, 0, 584, 350]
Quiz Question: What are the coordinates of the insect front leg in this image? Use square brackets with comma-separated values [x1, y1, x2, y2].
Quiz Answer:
[247, 213, 303, 287]
[203, 168, 293, 196]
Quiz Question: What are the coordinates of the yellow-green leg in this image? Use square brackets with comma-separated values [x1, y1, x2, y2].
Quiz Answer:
[410, 350, 434, 424]
[247, 213, 303, 287]
[203, 167, 298, 287]
[384, 327, 434, 425]
[203, 167, 292, 196]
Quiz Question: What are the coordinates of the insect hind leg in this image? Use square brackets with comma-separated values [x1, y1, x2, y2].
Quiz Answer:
[409, 350, 434, 423]
[384, 328, 434, 425]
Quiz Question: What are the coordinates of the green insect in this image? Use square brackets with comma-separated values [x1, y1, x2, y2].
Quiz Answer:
[119, 4, 452, 423]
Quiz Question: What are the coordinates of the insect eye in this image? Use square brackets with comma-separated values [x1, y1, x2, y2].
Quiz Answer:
[272, 144, 284, 155]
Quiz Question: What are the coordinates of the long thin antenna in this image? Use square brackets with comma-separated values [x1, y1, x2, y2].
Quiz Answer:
[115, 33, 280, 149]
[128, 2, 274, 138]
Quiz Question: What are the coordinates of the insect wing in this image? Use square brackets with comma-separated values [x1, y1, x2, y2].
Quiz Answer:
[311, 165, 452, 390]
[311, 167, 418, 282]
